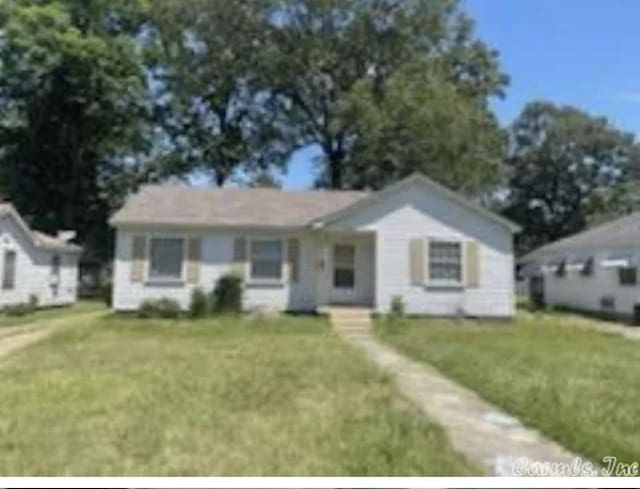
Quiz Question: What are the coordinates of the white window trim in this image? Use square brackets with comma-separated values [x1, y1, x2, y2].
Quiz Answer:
[425, 238, 466, 287]
[145, 235, 186, 284]
[246, 237, 286, 286]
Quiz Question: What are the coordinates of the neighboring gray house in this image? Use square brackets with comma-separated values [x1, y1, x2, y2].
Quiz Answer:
[0, 203, 82, 308]
[521, 211, 640, 320]
[109, 174, 520, 317]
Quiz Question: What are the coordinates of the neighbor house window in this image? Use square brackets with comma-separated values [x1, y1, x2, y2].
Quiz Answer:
[149, 237, 184, 281]
[51, 254, 61, 297]
[333, 244, 355, 288]
[51, 255, 61, 283]
[250, 239, 283, 281]
[619, 267, 637, 286]
[2, 250, 16, 290]
[429, 241, 462, 283]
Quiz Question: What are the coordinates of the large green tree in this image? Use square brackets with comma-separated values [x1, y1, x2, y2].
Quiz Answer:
[0, 0, 151, 260]
[340, 62, 504, 194]
[264, 0, 508, 190]
[149, 0, 289, 186]
[503, 101, 640, 254]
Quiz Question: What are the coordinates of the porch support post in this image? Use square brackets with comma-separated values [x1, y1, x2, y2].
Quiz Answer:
[314, 229, 329, 308]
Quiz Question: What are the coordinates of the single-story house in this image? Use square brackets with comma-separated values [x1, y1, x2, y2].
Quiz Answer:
[520, 211, 640, 320]
[109, 173, 520, 317]
[0, 203, 82, 308]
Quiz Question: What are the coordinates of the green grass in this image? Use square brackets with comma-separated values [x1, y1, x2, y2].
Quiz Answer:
[0, 314, 476, 475]
[376, 310, 640, 465]
[0, 301, 105, 328]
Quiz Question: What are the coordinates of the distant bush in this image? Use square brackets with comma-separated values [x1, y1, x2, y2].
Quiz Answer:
[28, 294, 39, 309]
[137, 298, 181, 319]
[101, 281, 112, 308]
[4, 302, 34, 317]
[212, 274, 243, 313]
[387, 295, 406, 324]
[189, 287, 209, 318]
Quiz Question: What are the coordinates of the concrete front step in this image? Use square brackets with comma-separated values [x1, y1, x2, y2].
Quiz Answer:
[327, 307, 373, 336]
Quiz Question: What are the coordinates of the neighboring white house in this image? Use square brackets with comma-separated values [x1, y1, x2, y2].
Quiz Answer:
[109, 173, 520, 317]
[520, 211, 640, 321]
[0, 203, 82, 308]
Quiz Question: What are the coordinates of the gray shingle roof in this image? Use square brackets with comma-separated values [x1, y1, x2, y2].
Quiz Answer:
[110, 185, 369, 228]
[521, 211, 640, 262]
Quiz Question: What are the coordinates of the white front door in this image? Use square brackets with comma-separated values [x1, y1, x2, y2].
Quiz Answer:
[329, 243, 358, 304]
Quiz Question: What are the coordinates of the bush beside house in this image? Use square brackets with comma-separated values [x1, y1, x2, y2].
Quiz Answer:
[136, 274, 243, 320]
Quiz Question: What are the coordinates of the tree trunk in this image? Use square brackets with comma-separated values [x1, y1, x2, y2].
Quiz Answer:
[215, 171, 227, 187]
[328, 150, 345, 189]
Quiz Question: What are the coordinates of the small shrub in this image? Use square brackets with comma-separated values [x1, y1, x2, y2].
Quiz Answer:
[101, 281, 113, 308]
[189, 287, 209, 318]
[4, 303, 33, 317]
[138, 300, 157, 319]
[28, 294, 39, 309]
[212, 274, 243, 313]
[137, 298, 181, 319]
[387, 295, 406, 325]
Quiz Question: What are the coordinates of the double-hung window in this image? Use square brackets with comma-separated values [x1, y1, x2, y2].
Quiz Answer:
[51, 255, 61, 284]
[428, 240, 463, 285]
[2, 250, 16, 290]
[149, 237, 184, 281]
[619, 266, 637, 286]
[250, 239, 283, 281]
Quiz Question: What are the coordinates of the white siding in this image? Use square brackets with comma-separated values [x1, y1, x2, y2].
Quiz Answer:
[0, 215, 78, 308]
[543, 247, 640, 317]
[112, 227, 319, 312]
[112, 181, 516, 317]
[328, 180, 515, 317]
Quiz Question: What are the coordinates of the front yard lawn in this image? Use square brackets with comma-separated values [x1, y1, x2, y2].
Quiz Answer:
[0, 314, 476, 475]
[376, 310, 640, 465]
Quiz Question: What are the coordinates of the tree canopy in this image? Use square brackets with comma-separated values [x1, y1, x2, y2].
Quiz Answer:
[260, 0, 508, 189]
[148, 0, 289, 187]
[0, 0, 152, 260]
[4, 0, 639, 266]
[502, 101, 640, 254]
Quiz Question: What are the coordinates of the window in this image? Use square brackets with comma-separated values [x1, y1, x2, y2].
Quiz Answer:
[554, 260, 567, 277]
[51, 255, 61, 283]
[250, 239, 283, 281]
[149, 238, 184, 281]
[2, 250, 16, 290]
[429, 241, 462, 283]
[580, 257, 594, 276]
[333, 244, 355, 288]
[619, 266, 637, 286]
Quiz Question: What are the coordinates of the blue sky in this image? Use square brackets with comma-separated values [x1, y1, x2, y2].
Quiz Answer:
[281, 0, 640, 189]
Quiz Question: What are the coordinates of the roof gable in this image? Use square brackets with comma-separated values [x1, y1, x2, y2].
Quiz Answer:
[521, 211, 640, 262]
[313, 173, 521, 233]
[0, 204, 81, 253]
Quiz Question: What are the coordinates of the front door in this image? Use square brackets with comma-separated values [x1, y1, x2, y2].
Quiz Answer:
[329, 243, 357, 304]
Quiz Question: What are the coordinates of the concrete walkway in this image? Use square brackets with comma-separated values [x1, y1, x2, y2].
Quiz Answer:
[328, 307, 582, 476]
[0, 310, 104, 361]
[580, 320, 640, 341]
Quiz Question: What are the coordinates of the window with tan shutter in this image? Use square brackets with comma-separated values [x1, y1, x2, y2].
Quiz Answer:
[149, 238, 184, 281]
[428, 241, 463, 285]
[249, 239, 283, 281]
